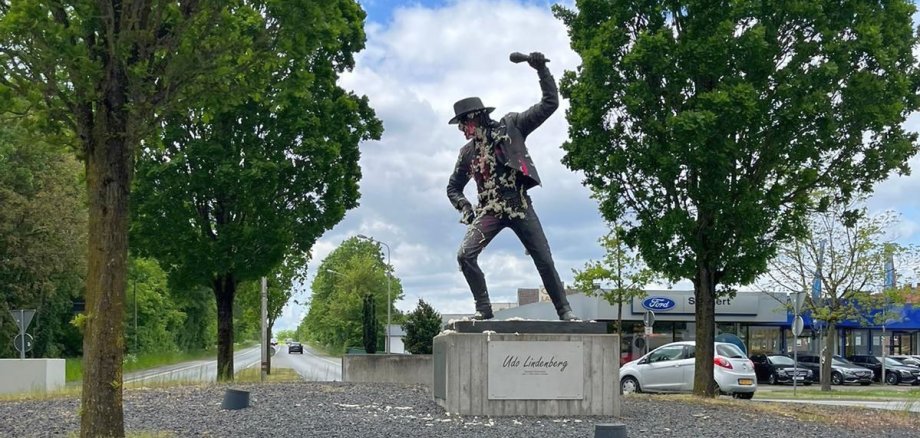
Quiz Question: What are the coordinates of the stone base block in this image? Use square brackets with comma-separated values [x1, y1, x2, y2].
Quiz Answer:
[433, 329, 619, 416]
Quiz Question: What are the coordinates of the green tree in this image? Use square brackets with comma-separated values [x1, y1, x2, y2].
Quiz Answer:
[170, 283, 217, 352]
[1, 2, 273, 434]
[571, 224, 656, 337]
[0, 113, 86, 359]
[554, 1, 920, 397]
[403, 299, 442, 355]
[130, 1, 381, 381]
[301, 237, 402, 352]
[760, 194, 918, 390]
[362, 293, 377, 353]
[125, 257, 185, 355]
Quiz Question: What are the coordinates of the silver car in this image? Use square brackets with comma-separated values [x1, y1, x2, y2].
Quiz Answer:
[619, 341, 757, 399]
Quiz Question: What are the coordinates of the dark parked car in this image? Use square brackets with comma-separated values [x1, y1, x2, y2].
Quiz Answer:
[796, 354, 873, 385]
[890, 355, 920, 367]
[288, 342, 304, 354]
[847, 355, 920, 385]
[750, 353, 814, 385]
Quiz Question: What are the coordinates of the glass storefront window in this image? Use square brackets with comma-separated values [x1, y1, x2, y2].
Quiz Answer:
[846, 330, 869, 356]
[784, 328, 816, 354]
[716, 323, 739, 336]
[747, 326, 782, 355]
[674, 322, 693, 342]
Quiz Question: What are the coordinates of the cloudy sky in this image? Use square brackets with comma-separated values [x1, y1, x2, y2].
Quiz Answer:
[275, 0, 920, 331]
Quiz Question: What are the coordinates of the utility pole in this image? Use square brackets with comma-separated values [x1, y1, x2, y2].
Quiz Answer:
[261, 276, 268, 383]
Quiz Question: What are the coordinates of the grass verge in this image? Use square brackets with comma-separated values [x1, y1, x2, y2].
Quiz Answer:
[756, 388, 920, 400]
[64, 341, 261, 383]
[234, 367, 301, 383]
[648, 393, 919, 431]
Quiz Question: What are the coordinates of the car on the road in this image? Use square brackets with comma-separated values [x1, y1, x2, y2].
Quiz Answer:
[619, 341, 757, 399]
[749, 353, 814, 385]
[271, 337, 278, 346]
[796, 354, 873, 385]
[847, 355, 920, 385]
[288, 342, 304, 354]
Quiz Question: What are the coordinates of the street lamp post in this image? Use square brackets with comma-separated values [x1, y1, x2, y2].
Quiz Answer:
[357, 234, 391, 354]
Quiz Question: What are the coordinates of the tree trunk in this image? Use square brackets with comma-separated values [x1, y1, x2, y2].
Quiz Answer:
[214, 275, 236, 381]
[820, 322, 836, 391]
[80, 61, 132, 438]
[616, 298, 623, 336]
[692, 266, 717, 397]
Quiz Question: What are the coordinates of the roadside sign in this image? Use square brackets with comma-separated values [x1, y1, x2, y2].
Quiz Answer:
[644, 326, 653, 336]
[792, 316, 804, 337]
[13, 333, 33, 353]
[10, 310, 35, 332]
[643, 310, 655, 327]
[793, 292, 806, 315]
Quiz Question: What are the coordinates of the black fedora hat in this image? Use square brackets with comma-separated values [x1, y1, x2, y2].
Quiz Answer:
[448, 97, 495, 124]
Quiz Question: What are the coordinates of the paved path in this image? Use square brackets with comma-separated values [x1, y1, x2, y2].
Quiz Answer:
[271, 343, 341, 381]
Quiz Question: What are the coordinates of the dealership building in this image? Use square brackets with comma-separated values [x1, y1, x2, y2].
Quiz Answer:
[494, 289, 920, 363]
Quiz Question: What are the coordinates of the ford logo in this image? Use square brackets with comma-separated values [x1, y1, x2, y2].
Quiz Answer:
[642, 297, 676, 311]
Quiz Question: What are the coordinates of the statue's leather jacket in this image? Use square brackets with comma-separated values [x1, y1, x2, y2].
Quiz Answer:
[446, 66, 559, 212]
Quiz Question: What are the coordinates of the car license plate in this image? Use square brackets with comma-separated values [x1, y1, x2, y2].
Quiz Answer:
[794, 376, 805, 381]
[738, 378, 753, 385]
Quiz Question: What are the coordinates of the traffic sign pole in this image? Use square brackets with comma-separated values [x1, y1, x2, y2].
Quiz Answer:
[643, 311, 655, 356]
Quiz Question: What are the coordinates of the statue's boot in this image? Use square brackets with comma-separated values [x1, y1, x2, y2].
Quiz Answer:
[471, 290, 493, 320]
[558, 306, 579, 321]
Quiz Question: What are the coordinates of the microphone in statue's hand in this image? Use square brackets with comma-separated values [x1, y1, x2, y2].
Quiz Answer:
[510, 52, 551, 64]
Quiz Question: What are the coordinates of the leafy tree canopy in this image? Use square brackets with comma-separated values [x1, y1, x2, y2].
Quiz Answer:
[555, 0, 920, 286]
[555, 0, 920, 396]
[403, 299, 442, 355]
[300, 237, 403, 352]
[0, 110, 86, 358]
[572, 224, 657, 334]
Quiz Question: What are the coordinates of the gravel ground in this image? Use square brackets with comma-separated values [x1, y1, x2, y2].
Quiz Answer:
[2, 382, 918, 437]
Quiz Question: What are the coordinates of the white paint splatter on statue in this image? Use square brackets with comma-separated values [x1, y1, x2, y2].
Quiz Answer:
[471, 124, 528, 219]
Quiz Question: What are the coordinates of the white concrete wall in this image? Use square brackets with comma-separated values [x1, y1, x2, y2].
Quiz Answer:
[342, 354, 432, 387]
[0, 359, 65, 394]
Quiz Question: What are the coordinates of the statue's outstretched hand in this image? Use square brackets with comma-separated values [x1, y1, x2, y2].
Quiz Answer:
[527, 52, 548, 69]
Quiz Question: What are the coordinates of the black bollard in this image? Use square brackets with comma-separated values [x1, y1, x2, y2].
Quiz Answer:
[595, 423, 627, 438]
[221, 388, 250, 410]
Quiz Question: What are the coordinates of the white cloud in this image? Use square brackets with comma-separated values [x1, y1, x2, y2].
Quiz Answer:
[278, 0, 920, 330]
[277, 0, 606, 330]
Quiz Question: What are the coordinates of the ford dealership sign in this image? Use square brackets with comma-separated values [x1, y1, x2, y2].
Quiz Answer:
[642, 297, 676, 311]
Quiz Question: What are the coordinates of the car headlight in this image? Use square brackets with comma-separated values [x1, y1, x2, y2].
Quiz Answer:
[842, 369, 855, 375]
[899, 370, 912, 376]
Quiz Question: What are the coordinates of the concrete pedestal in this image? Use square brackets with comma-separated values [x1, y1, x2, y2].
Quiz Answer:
[0, 359, 65, 394]
[433, 321, 619, 416]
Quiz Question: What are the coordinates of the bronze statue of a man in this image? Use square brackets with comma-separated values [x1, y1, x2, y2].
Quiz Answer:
[446, 52, 578, 321]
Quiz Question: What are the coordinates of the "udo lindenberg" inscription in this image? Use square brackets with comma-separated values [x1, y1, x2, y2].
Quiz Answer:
[488, 341, 584, 400]
[501, 354, 569, 373]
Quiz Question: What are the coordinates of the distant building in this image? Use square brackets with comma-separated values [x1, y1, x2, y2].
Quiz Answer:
[497, 288, 920, 363]
[517, 287, 579, 306]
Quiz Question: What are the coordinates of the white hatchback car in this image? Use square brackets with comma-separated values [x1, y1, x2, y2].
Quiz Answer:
[619, 341, 757, 399]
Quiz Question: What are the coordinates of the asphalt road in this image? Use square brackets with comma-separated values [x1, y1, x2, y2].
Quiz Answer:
[272, 343, 342, 381]
[123, 345, 262, 385]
